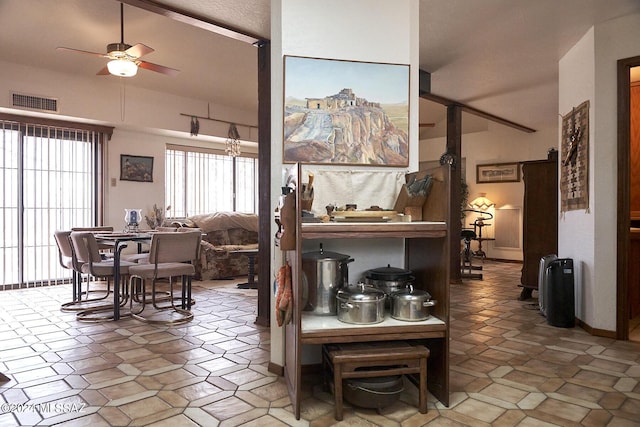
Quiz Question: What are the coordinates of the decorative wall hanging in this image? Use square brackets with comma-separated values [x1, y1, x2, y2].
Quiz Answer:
[120, 154, 153, 182]
[560, 100, 589, 213]
[476, 162, 520, 183]
[283, 56, 410, 166]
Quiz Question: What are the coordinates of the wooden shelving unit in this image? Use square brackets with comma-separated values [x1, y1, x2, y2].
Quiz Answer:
[283, 166, 451, 419]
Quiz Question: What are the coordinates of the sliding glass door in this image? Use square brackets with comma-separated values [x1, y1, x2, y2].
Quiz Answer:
[0, 118, 103, 289]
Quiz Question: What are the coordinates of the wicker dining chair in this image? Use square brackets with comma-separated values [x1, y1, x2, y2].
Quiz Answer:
[128, 230, 201, 325]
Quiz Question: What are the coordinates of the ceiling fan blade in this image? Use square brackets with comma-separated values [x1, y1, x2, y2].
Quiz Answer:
[96, 66, 111, 75]
[56, 46, 107, 58]
[138, 60, 180, 77]
[126, 43, 154, 58]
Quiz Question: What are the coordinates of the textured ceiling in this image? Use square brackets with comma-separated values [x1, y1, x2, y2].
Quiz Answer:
[1, 0, 639, 137]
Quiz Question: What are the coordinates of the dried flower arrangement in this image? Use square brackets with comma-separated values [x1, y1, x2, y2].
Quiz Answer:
[145, 204, 171, 229]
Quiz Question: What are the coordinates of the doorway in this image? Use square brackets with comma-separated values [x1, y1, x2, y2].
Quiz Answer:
[617, 57, 640, 342]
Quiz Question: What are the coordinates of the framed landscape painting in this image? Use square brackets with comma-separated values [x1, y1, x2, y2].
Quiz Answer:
[283, 55, 410, 166]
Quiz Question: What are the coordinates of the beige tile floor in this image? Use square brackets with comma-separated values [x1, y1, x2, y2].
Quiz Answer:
[0, 261, 639, 426]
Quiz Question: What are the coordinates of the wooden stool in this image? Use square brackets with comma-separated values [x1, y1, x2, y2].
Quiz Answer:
[322, 341, 430, 420]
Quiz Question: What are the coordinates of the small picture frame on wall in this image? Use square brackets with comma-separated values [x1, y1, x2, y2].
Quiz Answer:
[476, 162, 520, 183]
[120, 154, 153, 182]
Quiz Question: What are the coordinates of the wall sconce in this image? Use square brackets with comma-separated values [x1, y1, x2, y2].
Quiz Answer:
[469, 193, 494, 210]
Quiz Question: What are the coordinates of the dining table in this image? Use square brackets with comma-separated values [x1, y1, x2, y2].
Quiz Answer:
[95, 232, 152, 320]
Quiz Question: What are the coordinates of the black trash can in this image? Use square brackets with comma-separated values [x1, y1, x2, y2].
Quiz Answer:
[544, 258, 575, 328]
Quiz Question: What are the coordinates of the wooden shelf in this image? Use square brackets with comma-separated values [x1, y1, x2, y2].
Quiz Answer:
[301, 221, 446, 239]
[301, 313, 446, 344]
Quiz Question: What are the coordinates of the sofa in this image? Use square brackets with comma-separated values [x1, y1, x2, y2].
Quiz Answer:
[168, 212, 258, 280]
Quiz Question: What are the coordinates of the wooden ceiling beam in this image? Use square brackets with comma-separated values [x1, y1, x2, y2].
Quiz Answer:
[120, 0, 267, 46]
[420, 92, 536, 134]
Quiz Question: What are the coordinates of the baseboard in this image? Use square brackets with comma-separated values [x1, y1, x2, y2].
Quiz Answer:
[485, 258, 523, 264]
[576, 318, 617, 339]
[268, 362, 283, 376]
[267, 361, 322, 377]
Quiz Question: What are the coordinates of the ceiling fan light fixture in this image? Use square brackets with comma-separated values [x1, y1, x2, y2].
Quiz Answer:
[107, 58, 138, 77]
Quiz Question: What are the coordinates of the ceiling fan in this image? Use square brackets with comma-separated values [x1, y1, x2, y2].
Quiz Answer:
[56, 2, 179, 78]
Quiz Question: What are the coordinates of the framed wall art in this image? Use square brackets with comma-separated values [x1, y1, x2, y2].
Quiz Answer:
[476, 162, 520, 183]
[560, 100, 589, 213]
[120, 154, 153, 182]
[283, 55, 410, 166]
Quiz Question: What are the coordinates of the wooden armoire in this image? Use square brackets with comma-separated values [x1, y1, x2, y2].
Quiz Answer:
[520, 150, 558, 300]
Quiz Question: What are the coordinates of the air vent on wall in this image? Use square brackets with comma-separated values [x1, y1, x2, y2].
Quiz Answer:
[11, 92, 58, 113]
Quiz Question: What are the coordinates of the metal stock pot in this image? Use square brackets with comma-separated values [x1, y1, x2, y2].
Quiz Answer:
[390, 285, 436, 321]
[336, 283, 386, 324]
[364, 265, 414, 296]
[302, 244, 354, 315]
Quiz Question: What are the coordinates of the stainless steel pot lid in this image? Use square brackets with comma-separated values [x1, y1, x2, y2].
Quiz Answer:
[366, 264, 413, 280]
[302, 243, 351, 261]
[337, 283, 386, 301]
[392, 285, 431, 301]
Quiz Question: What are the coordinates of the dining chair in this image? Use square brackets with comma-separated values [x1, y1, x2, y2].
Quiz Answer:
[128, 230, 201, 325]
[122, 227, 179, 264]
[55, 230, 115, 312]
[71, 226, 115, 252]
[54, 230, 81, 307]
[69, 231, 136, 321]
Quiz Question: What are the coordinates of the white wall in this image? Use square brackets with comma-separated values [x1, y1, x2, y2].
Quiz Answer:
[270, 0, 419, 367]
[421, 121, 556, 261]
[0, 61, 259, 144]
[558, 13, 640, 332]
[0, 59, 258, 233]
[558, 28, 597, 327]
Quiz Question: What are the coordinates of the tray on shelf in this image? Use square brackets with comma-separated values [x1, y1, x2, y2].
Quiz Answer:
[331, 210, 396, 222]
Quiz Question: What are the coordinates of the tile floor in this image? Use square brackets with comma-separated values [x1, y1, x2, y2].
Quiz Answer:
[0, 261, 639, 426]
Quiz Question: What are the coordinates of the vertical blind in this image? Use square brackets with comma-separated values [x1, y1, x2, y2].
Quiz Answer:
[0, 117, 107, 289]
[165, 145, 257, 218]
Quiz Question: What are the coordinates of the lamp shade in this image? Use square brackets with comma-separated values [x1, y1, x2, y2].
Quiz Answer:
[107, 58, 138, 77]
[470, 193, 494, 210]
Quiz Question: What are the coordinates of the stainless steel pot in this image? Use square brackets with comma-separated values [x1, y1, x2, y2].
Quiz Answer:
[364, 265, 414, 297]
[343, 375, 404, 409]
[390, 285, 436, 321]
[336, 283, 386, 324]
[302, 244, 354, 315]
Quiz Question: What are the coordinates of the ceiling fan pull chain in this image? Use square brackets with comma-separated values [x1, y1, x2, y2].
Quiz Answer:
[120, 81, 126, 122]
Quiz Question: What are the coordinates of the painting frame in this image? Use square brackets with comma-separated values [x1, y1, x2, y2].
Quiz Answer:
[476, 162, 520, 184]
[283, 55, 410, 167]
[120, 154, 154, 183]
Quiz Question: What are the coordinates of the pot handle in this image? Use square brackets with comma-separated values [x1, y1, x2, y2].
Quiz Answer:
[422, 300, 436, 307]
[340, 302, 356, 310]
[344, 258, 355, 264]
